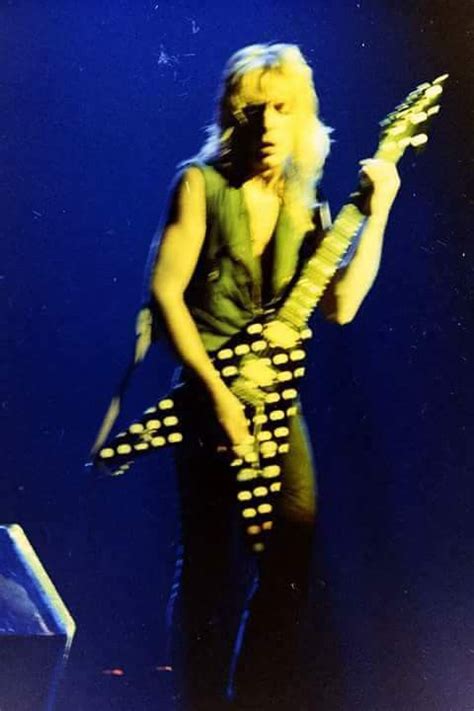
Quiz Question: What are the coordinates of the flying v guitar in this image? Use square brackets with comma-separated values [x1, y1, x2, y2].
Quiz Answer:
[92, 75, 448, 553]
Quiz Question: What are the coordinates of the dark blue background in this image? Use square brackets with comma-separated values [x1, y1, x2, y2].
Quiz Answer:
[2, 1, 473, 709]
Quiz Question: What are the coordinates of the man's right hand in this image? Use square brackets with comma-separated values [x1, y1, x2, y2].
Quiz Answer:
[211, 383, 253, 453]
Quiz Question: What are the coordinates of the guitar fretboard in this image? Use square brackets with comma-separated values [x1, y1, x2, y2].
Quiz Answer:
[277, 203, 365, 330]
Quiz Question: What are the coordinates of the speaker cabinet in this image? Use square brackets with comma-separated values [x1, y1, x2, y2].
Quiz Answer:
[0, 524, 75, 710]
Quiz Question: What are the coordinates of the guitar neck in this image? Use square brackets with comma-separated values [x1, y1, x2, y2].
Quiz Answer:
[275, 116, 421, 333]
[276, 202, 365, 330]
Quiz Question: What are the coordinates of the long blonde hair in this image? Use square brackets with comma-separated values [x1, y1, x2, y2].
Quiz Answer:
[195, 43, 332, 232]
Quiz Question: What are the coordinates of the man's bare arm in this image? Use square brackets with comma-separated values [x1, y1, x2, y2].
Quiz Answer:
[320, 159, 400, 324]
[152, 166, 251, 447]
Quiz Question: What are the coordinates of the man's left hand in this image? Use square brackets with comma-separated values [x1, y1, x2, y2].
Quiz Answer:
[359, 158, 401, 218]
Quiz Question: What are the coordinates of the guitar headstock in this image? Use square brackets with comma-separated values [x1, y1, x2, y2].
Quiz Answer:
[376, 74, 448, 162]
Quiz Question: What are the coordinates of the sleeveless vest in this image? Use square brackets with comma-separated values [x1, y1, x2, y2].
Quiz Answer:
[183, 161, 313, 352]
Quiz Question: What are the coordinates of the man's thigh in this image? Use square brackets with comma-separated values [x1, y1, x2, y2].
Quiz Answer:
[278, 408, 318, 524]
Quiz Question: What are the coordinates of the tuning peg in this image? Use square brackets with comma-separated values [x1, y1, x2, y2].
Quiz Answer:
[425, 84, 443, 100]
[409, 110, 429, 125]
[411, 134, 428, 147]
[405, 91, 422, 104]
[379, 117, 393, 128]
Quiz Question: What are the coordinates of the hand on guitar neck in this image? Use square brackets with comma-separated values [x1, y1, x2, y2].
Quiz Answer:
[356, 157, 401, 219]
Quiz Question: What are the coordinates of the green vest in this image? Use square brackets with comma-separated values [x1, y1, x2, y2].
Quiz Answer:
[184, 162, 311, 352]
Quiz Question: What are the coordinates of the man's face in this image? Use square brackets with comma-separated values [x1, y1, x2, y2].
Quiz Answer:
[236, 70, 297, 173]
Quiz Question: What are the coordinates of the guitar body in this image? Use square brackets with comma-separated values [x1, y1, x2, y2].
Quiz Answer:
[96, 314, 313, 552]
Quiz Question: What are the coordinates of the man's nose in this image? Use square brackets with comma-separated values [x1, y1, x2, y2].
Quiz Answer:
[245, 104, 275, 137]
[262, 105, 276, 131]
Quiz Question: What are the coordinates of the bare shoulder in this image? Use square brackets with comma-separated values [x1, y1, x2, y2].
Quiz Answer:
[180, 164, 205, 190]
[168, 164, 206, 228]
[151, 165, 207, 295]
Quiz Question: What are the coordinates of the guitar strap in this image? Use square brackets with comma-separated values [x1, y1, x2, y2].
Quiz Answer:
[90, 303, 155, 455]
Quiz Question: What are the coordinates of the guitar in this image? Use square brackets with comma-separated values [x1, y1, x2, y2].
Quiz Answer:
[93, 75, 448, 552]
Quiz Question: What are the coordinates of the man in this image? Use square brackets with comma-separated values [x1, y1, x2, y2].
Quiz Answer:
[151, 43, 399, 451]
[103, 43, 400, 709]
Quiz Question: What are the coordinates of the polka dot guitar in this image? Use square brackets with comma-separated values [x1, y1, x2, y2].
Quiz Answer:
[94, 75, 447, 552]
